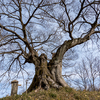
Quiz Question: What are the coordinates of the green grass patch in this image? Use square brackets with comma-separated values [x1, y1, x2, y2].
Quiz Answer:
[49, 92, 57, 98]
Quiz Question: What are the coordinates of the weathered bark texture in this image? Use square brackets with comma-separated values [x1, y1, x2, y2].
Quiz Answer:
[26, 38, 90, 93]
[26, 53, 68, 93]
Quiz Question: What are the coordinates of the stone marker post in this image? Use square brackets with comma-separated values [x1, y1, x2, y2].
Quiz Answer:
[11, 80, 18, 96]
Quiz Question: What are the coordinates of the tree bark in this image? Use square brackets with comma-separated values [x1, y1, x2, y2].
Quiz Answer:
[26, 38, 90, 93]
[26, 53, 68, 93]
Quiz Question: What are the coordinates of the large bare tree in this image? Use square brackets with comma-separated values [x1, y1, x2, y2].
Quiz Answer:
[0, 0, 100, 93]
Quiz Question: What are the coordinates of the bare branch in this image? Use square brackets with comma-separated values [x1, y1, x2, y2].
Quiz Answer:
[25, 0, 44, 26]
[0, 24, 25, 42]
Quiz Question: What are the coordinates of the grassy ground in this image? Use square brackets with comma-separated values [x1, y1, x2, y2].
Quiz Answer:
[0, 87, 100, 100]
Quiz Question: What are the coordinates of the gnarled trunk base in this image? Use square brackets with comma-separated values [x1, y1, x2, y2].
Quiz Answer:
[26, 54, 68, 93]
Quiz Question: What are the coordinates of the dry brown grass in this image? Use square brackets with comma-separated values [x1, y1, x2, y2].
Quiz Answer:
[0, 87, 100, 100]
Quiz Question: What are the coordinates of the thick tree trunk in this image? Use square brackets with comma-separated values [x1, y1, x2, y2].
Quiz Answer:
[26, 53, 68, 93]
[26, 38, 90, 93]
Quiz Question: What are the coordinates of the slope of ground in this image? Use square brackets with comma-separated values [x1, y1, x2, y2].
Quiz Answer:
[0, 87, 100, 100]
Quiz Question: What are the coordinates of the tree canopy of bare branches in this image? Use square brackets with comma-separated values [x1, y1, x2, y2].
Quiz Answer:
[73, 55, 100, 91]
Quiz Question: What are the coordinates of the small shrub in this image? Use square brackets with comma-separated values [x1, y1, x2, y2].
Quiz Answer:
[66, 88, 73, 94]
[49, 93, 57, 98]
[74, 94, 81, 100]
